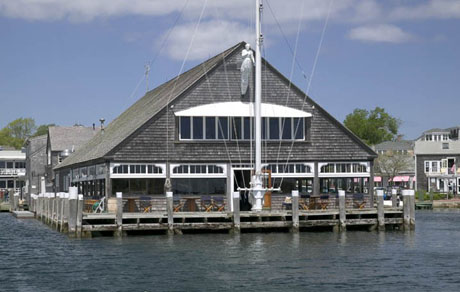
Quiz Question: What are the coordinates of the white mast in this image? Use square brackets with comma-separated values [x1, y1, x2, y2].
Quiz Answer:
[250, 0, 264, 211]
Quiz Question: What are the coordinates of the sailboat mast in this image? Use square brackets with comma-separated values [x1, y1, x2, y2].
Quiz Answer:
[255, 0, 262, 174]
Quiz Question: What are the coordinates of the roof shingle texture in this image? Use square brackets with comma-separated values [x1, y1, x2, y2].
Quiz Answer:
[49, 126, 99, 152]
[56, 42, 243, 170]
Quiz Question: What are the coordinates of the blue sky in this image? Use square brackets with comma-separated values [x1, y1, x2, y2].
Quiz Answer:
[0, 0, 459, 140]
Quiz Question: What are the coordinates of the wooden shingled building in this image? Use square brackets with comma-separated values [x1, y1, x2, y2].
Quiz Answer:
[54, 42, 377, 210]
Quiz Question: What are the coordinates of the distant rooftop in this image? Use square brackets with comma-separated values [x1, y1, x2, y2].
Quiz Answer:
[374, 140, 414, 151]
[48, 126, 99, 152]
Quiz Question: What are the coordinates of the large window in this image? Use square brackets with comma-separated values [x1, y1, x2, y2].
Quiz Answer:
[179, 116, 305, 141]
[172, 178, 226, 195]
[112, 164, 163, 176]
[172, 164, 225, 176]
[112, 178, 165, 195]
[320, 177, 368, 194]
[320, 163, 369, 174]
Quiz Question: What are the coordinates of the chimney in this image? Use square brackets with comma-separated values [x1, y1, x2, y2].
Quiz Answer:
[99, 118, 105, 134]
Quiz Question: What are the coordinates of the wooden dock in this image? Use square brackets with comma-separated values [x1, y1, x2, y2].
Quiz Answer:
[21, 188, 416, 238]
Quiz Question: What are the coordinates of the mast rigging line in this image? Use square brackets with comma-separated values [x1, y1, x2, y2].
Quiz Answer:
[278, 0, 334, 189]
[121, 0, 189, 109]
[273, 0, 306, 169]
[166, 0, 208, 166]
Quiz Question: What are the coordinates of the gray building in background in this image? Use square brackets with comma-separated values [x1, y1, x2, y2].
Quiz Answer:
[374, 140, 415, 189]
[24, 135, 47, 196]
[45, 126, 99, 191]
[415, 126, 460, 194]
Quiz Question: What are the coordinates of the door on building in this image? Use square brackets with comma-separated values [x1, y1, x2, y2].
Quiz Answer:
[233, 169, 252, 211]
[457, 177, 460, 195]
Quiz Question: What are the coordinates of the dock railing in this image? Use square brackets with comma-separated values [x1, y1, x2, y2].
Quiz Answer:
[27, 188, 415, 238]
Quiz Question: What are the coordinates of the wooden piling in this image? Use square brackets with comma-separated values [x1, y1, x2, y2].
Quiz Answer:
[62, 193, 70, 233]
[376, 189, 385, 231]
[402, 190, 410, 230]
[391, 188, 398, 208]
[13, 193, 19, 211]
[166, 192, 174, 233]
[36, 194, 42, 219]
[232, 192, 240, 233]
[115, 192, 123, 237]
[338, 190, 346, 231]
[68, 188, 78, 237]
[76, 194, 83, 238]
[49, 193, 56, 227]
[55, 193, 61, 230]
[409, 190, 415, 230]
[60, 193, 67, 232]
[291, 190, 299, 232]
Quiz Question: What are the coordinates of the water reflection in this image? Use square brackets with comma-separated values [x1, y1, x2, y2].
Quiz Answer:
[2, 211, 460, 291]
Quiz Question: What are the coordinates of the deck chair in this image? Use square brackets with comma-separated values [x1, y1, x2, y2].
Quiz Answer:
[319, 195, 330, 210]
[201, 196, 214, 212]
[299, 194, 310, 210]
[173, 197, 184, 212]
[213, 196, 226, 212]
[139, 196, 152, 213]
[353, 193, 365, 209]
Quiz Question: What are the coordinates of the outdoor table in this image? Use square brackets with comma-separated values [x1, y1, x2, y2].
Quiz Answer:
[182, 196, 200, 212]
[125, 197, 139, 212]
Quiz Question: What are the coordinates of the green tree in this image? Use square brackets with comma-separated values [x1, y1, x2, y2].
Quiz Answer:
[33, 124, 55, 137]
[5, 118, 36, 140]
[0, 118, 37, 149]
[344, 107, 400, 145]
[375, 151, 412, 186]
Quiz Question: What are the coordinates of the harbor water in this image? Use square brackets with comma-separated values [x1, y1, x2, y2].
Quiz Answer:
[1, 210, 460, 291]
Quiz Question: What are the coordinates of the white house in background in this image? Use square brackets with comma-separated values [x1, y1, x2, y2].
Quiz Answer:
[0, 146, 26, 193]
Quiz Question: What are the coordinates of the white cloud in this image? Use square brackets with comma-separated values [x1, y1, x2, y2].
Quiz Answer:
[347, 24, 414, 43]
[164, 20, 253, 61]
[391, 0, 460, 20]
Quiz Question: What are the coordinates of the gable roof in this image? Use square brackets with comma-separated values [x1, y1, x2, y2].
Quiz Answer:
[374, 140, 414, 151]
[56, 42, 245, 170]
[260, 59, 377, 158]
[48, 126, 99, 152]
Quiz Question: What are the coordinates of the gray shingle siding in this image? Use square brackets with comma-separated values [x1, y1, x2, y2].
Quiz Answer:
[110, 48, 374, 163]
[416, 154, 460, 191]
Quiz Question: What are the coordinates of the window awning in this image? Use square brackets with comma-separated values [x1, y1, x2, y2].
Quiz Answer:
[175, 102, 312, 118]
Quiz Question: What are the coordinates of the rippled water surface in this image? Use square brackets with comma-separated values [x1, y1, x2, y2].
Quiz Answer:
[1, 210, 460, 291]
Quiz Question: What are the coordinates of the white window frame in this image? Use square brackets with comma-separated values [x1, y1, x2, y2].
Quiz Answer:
[318, 162, 370, 178]
[263, 163, 314, 178]
[424, 160, 441, 174]
[170, 164, 227, 178]
[109, 163, 166, 179]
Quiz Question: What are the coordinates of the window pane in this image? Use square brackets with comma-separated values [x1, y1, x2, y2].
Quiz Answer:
[243, 117, 251, 140]
[193, 117, 203, 139]
[0, 181, 5, 188]
[180, 117, 191, 139]
[294, 118, 304, 139]
[232, 117, 242, 140]
[218, 117, 228, 139]
[0, 161, 5, 168]
[6, 162, 13, 169]
[269, 118, 280, 140]
[282, 118, 292, 140]
[262, 117, 267, 140]
[205, 117, 216, 139]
